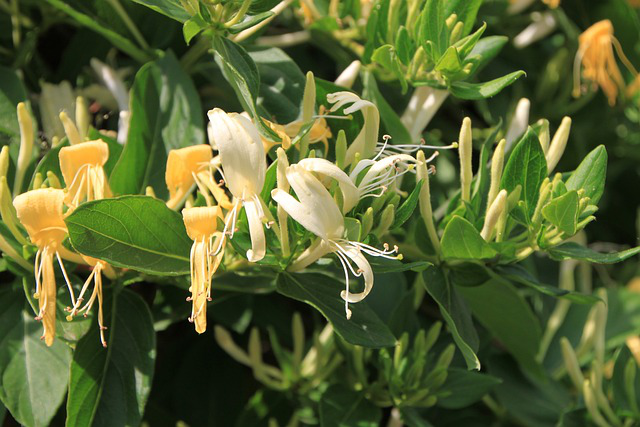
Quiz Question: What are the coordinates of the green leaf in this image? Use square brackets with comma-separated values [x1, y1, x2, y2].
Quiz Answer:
[435, 46, 462, 75]
[422, 266, 480, 370]
[395, 26, 413, 65]
[391, 180, 423, 230]
[548, 242, 640, 264]
[566, 145, 607, 205]
[419, 0, 447, 58]
[229, 11, 275, 34]
[501, 127, 547, 218]
[496, 265, 600, 304]
[248, 46, 305, 124]
[213, 36, 279, 140]
[458, 280, 543, 377]
[440, 216, 497, 261]
[464, 36, 508, 77]
[183, 16, 205, 44]
[611, 346, 640, 414]
[65, 196, 192, 275]
[67, 288, 156, 427]
[362, 70, 412, 145]
[438, 368, 502, 409]
[368, 258, 431, 274]
[454, 22, 486, 59]
[110, 51, 204, 197]
[276, 273, 396, 348]
[542, 190, 580, 235]
[449, 71, 525, 100]
[371, 45, 408, 92]
[130, 0, 191, 22]
[0, 284, 71, 427]
[319, 384, 381, 427]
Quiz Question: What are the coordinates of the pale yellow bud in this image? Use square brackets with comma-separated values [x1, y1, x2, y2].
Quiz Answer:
[481, 189, 507, 241]
[546, 117, 571, 173]
[487, 139, 506, 208]
[458, 117, 473, 202]
[15, 102, 35, 194]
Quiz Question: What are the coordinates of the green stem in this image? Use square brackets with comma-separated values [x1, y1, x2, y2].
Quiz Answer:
[106, 0, 149, 49]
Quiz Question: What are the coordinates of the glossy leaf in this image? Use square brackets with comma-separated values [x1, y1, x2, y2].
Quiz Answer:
[130, 0, 191, 22]
[276, 273, 396, 348]
[110, 51, 204, 197]
[391, 180, 423, 230]
[65, 196, 192, 275]
[0, 284, 71, 427]
[438, 368, 502, 409]
[248, 46, 305, 124]
[67, 288, 156, 427]
[422, 266, 480, 370]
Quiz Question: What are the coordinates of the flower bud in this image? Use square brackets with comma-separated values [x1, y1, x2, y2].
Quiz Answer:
[15, 102, 34, 194]
[487, 139, 506, 208]
[560, 337, 584, 390]
[374, 204, 395, 237]
[458, 117, 473, 202]
[546, 116, 572, 173]
[75, 96, 90, 140]
[361, 207, 374, 237]
[59, 111, 82, 146]
[505, 98, 530, 150]
[335, 61, 361, 89]
[481, 189, 507, 241]
[537, 119, 550, 154]
[416, 150, 440, 252]
[0, 146, 9, 179]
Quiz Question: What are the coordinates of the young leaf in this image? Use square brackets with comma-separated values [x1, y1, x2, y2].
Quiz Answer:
[542, 190, 580, 235]
[371, 45, 408, 92]
[67, 288, 156, 427]
[566, 145, 607, 205]
[276, 273, 396, 348]
[110, 51, 204, 197]
[391, 180, 423, 230]
[440, 216, 497, 260]
[445, 0, 483, 36]
[548, 242, 640, 264]
[229, 11, 275, 34]
[501, 128, 547, 218]
[449, 71, 525, 100]
[0, 284, 71, 427]
[65, 196, 192, 275]
[419, 0, 447, 59]
[422, 266, 480, 370]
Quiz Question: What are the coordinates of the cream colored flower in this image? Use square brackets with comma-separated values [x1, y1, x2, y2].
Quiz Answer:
[59, 140, 112, 210]
[272, 165, 399, 318]
[208, 108, 269, 262]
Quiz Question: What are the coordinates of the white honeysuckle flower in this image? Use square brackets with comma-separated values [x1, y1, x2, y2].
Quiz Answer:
[296, 158, 359, 213]
[326, 92, 380, 164]
[507, 0, 536, 14]
[400, 86, 449, 141]
[350, 153, 421, 200]
[513, 11, 557, 49]
[334, 60, 362, 89]
[208, 108, 268, 262]
[90, 59, 130, 144]
[271, 165, 399, 319]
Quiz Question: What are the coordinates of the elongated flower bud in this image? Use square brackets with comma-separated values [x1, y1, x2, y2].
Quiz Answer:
[299, 71, 316, 158]
[15, 102, 34, 194]
[505, 98, 530, 150]
[487, 139, 506, 208]
[75, 96, 90, 140]
[59, 111, 82, 146]
[335, 130, 347, 169]
[560, 337, 584, 390]
[458, 117, 473, 203]
[546, 117, 572, 173]
[537, 119, 550, 154]
[416, 150, 439, 252]
[0, 146, 9, 179]
[335, 61, 361, 89]
[481, 190, 507, 241]
[276, 148, 290, 256]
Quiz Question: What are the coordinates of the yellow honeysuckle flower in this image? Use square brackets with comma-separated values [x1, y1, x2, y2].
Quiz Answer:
[59, 140, 112, 210]
[13, 188, 75, 347]
[573, 20, 638, 106]
[208, 108, 269, 263]
[66, 257, 115, 347]
[165, 145, 216, 209]
[183, 206, 225, 333]
[261, 107, 333, 154]
[272, 164, 400, 319]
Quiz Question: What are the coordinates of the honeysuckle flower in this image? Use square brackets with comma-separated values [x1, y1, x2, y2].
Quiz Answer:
[182, 206, 225, 334]
[208, 108, 268, 262]
[91, 58, 130, 144]
[165, 145, 216, 209]
[349, 152, 422, 201]
[327, 92, 379, 164]
[513, 12, 557, 49]
[260, 110, 333, 154]
[335, 61, 362, 89]
[13, 189, 75, 346]
[14, 102, 34, 195]
[573, 20, 638, 106]
[66, 257, 114, 347]
[59, 140, 112, 210]
[272, 165, 400, 318]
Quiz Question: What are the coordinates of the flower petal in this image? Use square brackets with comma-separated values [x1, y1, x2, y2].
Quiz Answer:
[244, 199, 266, 262]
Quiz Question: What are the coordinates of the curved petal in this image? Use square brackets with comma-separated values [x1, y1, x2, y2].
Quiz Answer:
[272, 189, 331, 241]
[244, 199, 266, 262]
[207, 109, 266, 198]
[327, 92, 380, 163]
[338, 245, 374, 303]
[297, 158, 359, 213]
